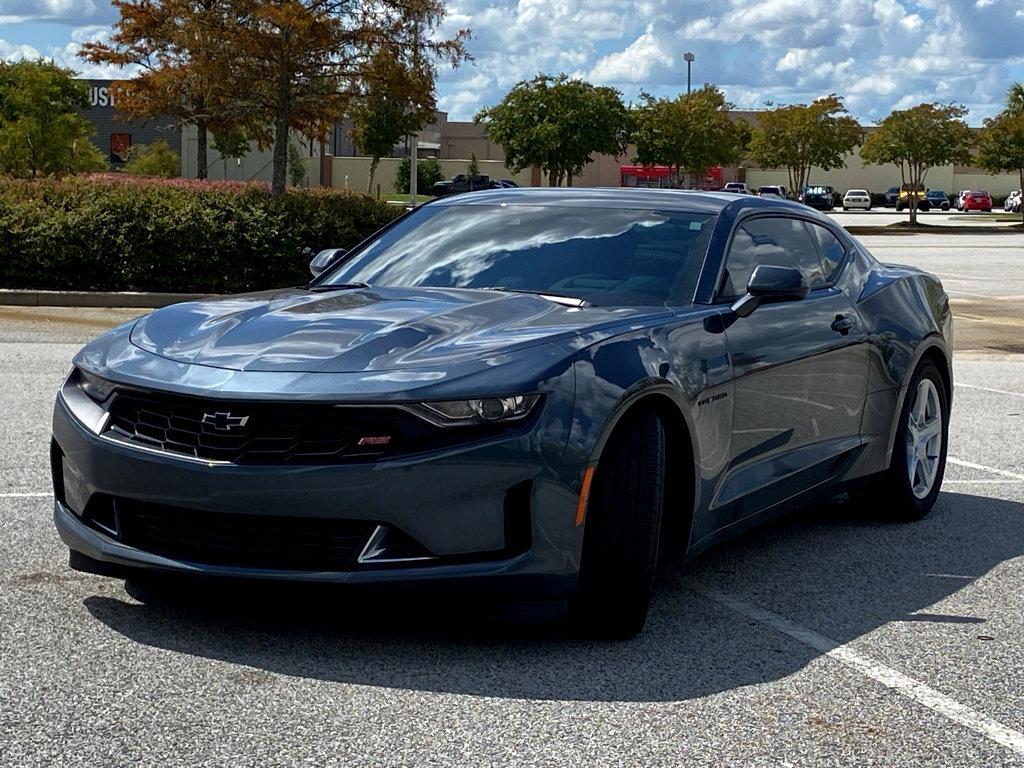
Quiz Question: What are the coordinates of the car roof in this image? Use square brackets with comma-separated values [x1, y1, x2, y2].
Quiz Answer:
[423, 186, 827, 217]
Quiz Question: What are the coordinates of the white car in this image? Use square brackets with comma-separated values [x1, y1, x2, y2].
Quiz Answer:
[842, 189, 872, 210]
[1004, 190, 1021, 213]
[955, 190, 971, 211]
[723, 182, 750, 194]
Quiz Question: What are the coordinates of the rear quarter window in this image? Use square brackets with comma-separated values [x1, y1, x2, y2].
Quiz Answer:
[805, 222, 847, 280]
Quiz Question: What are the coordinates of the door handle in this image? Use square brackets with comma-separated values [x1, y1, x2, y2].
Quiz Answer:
[831, 314, 857, 335]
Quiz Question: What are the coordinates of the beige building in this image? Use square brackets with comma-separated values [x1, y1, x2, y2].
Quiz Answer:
[181, 111, 1023, 197]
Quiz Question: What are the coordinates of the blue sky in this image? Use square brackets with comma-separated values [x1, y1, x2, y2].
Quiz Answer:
[2, 0, 1023, 124]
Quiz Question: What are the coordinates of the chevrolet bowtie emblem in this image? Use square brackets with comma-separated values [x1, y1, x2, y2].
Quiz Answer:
[202, 411, 250, 430]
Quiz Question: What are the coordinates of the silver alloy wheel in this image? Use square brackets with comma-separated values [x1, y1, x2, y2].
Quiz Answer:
[906, 378, 943, 499]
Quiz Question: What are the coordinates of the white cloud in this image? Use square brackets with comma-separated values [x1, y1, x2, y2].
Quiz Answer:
[0, 0, 97, 23]
[588, 32, 672, 83]
[0, 38, 41, 59]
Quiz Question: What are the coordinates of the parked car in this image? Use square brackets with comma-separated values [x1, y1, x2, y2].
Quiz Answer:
[723, 181, 751, 194]
[955, 190, 971, 210]
[924, 190, 950, 211]
[842, 189, 871, 210]
[1004, 190, 1022, 213]
[494, 179, 520, 188]
[800, 185, 835, 211]
[884, 186, 900, 207]
[962, 190, 993, 212]
[52, 188, 953, 638]
[895, 183, 926, 211]
[430, 174, 493, 197]
[757, 185, 787, 198]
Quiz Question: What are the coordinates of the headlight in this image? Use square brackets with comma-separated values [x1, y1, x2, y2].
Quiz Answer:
[409, 394, 542, 427]
[77, 369, 118, 403]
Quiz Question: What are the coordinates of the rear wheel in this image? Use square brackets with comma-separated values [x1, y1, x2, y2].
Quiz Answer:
[853, 361, 948, 520]
[569, 411, 665, 638]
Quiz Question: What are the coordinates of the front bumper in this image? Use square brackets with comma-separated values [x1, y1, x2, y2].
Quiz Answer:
[51, 391, 582, 597]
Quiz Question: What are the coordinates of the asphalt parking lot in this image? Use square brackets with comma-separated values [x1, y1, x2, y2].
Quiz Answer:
[2, 232, 1024, 765]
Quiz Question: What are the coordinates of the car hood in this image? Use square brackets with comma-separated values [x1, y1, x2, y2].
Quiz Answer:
[129, 286, 669, 373]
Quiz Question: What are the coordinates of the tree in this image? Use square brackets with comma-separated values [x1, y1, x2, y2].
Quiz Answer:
[212, 127, 249, 179]
[348, 46, 436, 193]
[288, 141, 307, 186]
[466, 152, 480, 188]
[1007, 82, 1024, 115]
[976, 110, 1024, 225]
[476, 74, 629, 186]
[123, 139, 181, 176]
[861, 103, 974, 224]
[631, 85, 747, 187]
[395, 155, 442, 195]
[80, 0, 234, 180]
[747, 95, 861, 197]
[219, 0, 468, 197]
[0, 60, 107, 178]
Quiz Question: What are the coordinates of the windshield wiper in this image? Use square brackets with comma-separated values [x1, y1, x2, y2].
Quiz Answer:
[481, 286, 589, 307]
[308, 282, 370, 292]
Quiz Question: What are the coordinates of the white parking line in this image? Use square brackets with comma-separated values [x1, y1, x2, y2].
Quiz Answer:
[944, 479, 1023, 485]
[947, 458, 1024, 482]
[683, 578, 1024, 758]
[954, 382, 1024, 398]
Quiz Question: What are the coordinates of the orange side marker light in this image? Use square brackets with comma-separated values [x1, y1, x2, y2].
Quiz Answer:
[575, 465, 595, 526]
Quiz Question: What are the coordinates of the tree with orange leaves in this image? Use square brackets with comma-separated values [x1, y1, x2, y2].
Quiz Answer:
[220, 0, 469, 195]
[84, 0, 467, 193]
[80, 0, 232, 180]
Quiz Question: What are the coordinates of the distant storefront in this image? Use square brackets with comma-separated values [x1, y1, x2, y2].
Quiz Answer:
[77, 80, 182, 167]
[620, 165, 724, 190]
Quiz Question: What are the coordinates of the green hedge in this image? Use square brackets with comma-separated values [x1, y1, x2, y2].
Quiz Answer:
[0, 175, 400, 293]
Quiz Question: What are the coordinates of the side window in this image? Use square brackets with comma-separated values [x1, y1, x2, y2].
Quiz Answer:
[805, 222, 847, 279]
[720, 217, 824, 298]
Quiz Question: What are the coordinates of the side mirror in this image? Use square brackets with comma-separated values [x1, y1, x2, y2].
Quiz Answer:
[309, 248, 347, 278]
[731, 264, 809, 318]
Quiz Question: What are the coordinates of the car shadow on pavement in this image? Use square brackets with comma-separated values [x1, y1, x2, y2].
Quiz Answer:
[82, 491, 1024, 702]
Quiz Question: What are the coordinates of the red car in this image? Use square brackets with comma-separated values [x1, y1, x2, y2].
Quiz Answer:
[962, 190, 993, 212]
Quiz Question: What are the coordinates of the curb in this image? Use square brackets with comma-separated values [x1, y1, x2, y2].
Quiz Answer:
[845, 225, 1022, 235]
[0, 289, 213, 309]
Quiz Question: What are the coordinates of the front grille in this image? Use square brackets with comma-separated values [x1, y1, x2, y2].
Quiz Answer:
[104, 390, 468, 465]
[90, 496, 376, 570]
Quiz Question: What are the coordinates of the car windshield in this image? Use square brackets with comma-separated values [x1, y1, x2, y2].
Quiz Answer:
[847, 190, 867, 196]
[928, 191, 945, 197]
[805, 186, 829, 194]
[320, 204, 716, 306]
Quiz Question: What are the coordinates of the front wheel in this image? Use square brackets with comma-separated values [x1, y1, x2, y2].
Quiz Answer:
[853, 361, 948, 520]
[569, 411, 665, 638]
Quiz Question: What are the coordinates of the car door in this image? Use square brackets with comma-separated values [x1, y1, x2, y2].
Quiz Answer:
[709, 214, 869, 530]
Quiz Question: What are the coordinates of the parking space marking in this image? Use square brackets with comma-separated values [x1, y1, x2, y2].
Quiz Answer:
[954, 382, 1024, 398]
[683, 578, 1024, 758]
[943, 479, 1024, 485]
[948, 458, 1024, 482]
[946, 289, 992, 299]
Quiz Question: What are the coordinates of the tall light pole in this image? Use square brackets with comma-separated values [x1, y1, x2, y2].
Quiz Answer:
[683, 51, 695, 189]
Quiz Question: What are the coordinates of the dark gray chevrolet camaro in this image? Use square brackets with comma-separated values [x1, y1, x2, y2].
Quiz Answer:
[52, 188, 952, 636]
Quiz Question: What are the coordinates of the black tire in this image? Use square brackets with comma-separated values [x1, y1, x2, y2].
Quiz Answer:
[852, 361, 948, 520]
[570, 411, 665, 638]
